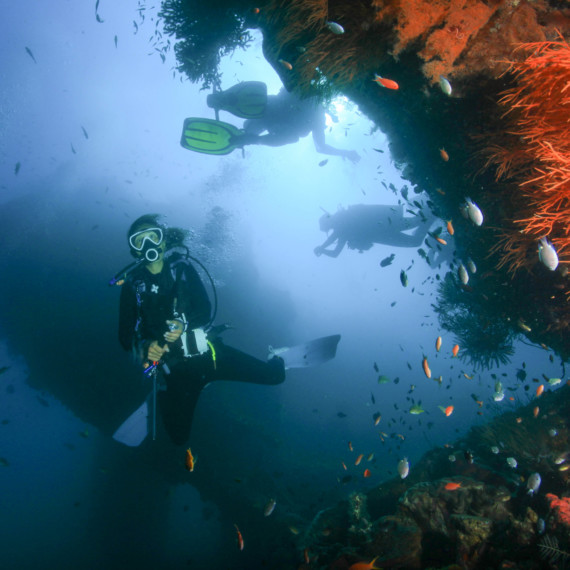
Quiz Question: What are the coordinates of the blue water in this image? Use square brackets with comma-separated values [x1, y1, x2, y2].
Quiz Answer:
[0, 2, 564, 568]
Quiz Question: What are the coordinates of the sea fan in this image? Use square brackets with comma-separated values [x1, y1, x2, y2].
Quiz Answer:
[539, 535, 570, 565]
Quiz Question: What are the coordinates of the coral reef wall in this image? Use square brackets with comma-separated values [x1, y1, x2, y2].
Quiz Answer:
[161, 0, 570, 357]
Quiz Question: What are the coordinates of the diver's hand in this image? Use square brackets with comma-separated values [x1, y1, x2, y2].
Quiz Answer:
[164, 319, 184, 343]
[148, 341, 169, 362]
[344, 150, 361, 164]
[314, 246, 323, 257]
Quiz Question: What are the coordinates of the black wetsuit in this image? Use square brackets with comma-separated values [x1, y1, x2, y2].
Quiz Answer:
[118, 252, 285, 445]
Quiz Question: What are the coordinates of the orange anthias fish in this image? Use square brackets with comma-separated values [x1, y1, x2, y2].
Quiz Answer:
[355, 453, 364, 466]
[445, 481, 461, 491]
[439, 148, 449, 161]
[422, 356, 431, 379]
[444, 405, 454, 417]
[536, 384, 544, 397]
[363, 468, 371, 478]
[436, 336, 442, 352]
[533, 406, 540, 418]
[234, 524, 244, 551]
[446, 220, 455, 235]
[349, 557, 380, 570]
[348, 441, 354, 452]
[452, 344, 459, 357]
[435, 237, 447, 245]
[278, 59, 293, 70]
[185, 448, 196, 472]
[373, 74, 399, 90]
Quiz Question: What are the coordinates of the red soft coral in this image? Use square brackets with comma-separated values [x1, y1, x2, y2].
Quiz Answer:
[546, 493, 570, 527]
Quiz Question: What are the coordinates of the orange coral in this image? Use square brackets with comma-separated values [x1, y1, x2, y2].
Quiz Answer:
[546, 493, 570, 527]
[484, 33, 570, 277]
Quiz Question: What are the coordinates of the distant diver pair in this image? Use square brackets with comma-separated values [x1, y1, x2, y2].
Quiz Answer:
[181, 81, 360, 162]
[110, 214, 341, 447]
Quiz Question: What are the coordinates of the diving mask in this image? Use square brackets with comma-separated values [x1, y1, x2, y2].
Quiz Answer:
[129, 227, 164, 262]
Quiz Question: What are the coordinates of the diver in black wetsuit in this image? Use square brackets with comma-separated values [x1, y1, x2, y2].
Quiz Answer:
[118, 214, 285, 445]
[241, 87, 360, 163]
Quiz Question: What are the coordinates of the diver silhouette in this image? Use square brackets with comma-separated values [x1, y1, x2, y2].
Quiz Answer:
[203, 82, 360, 162]
[314, 204, 432, 258]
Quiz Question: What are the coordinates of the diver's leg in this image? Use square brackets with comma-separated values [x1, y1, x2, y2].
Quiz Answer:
[157, 361, 206, 446]
[209, 341, 285, 386]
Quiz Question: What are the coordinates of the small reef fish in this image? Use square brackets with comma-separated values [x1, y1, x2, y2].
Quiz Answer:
[439, 148, 449, 162]
[397, 458, 409, 479]
[506, 457, 518, 469]
[234, 524, 244, 550]
[400, 269, 408, 287]
[548, 377, 562, 386]
[526, 472, 541, 495]
[458, 263, 469, 285]
[252, 7, 260, 14]
[14, 162, 21, 175]
[537, 518, 546, 534]
[278, 59, 293, 70]
[446, 220, 454, 235]
[464, 198, 484, 226]
[464, 450, 474, 464]
[304, 548, 310, 564]
[538, 237, 559, 270]
[452, 344, 459, 357]
[549, 429, 558, 437]
[263, 498, 276, 517]
[493, 390, 505, 402]
[436, 336, 442, 352]
[435, 236, 447, 245]
[380, 253, 395, 267]
[289, 526, 300, 534]
[342, 461, 347, 470]
[318, 159, 328, 167]
[326, 21, 345, 34]
[25, 46, 37, 63]
[445, 481, 461, 491]
[355, 453, 364, 466]
[554, 452, 568, 465]
[349, 557, 380, 570]
[491, 446, 500, 454]
[373, 413, 381, 426]
[422, 357, 431, 379]
[536, 385, 544, 397]
[363, 468, 371, 478]
[374, 74, 399, 90]
[348, 441, 353, 451]
[439, 76, 452, 95]
[439, 405, 454, 416]
[533, 406, 540, 418]
[409, 404, 425, 415]
[448, 454, 456, 462]
[467, 258, 477, 274]
[81, 126, 89, 139]
[185, 448, 196, 472]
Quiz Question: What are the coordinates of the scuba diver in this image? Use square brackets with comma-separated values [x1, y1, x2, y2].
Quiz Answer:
[314, 204, 433, 258]
[180, 81, 360, 163]
[112, 214, 340, 447]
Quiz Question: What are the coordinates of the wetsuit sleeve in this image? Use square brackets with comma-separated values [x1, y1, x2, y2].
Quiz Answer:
[181, 262, 212, 328]
[118, 282, 138, 352]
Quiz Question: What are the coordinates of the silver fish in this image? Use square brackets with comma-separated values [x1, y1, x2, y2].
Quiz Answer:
[538, 237, 558, 271]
